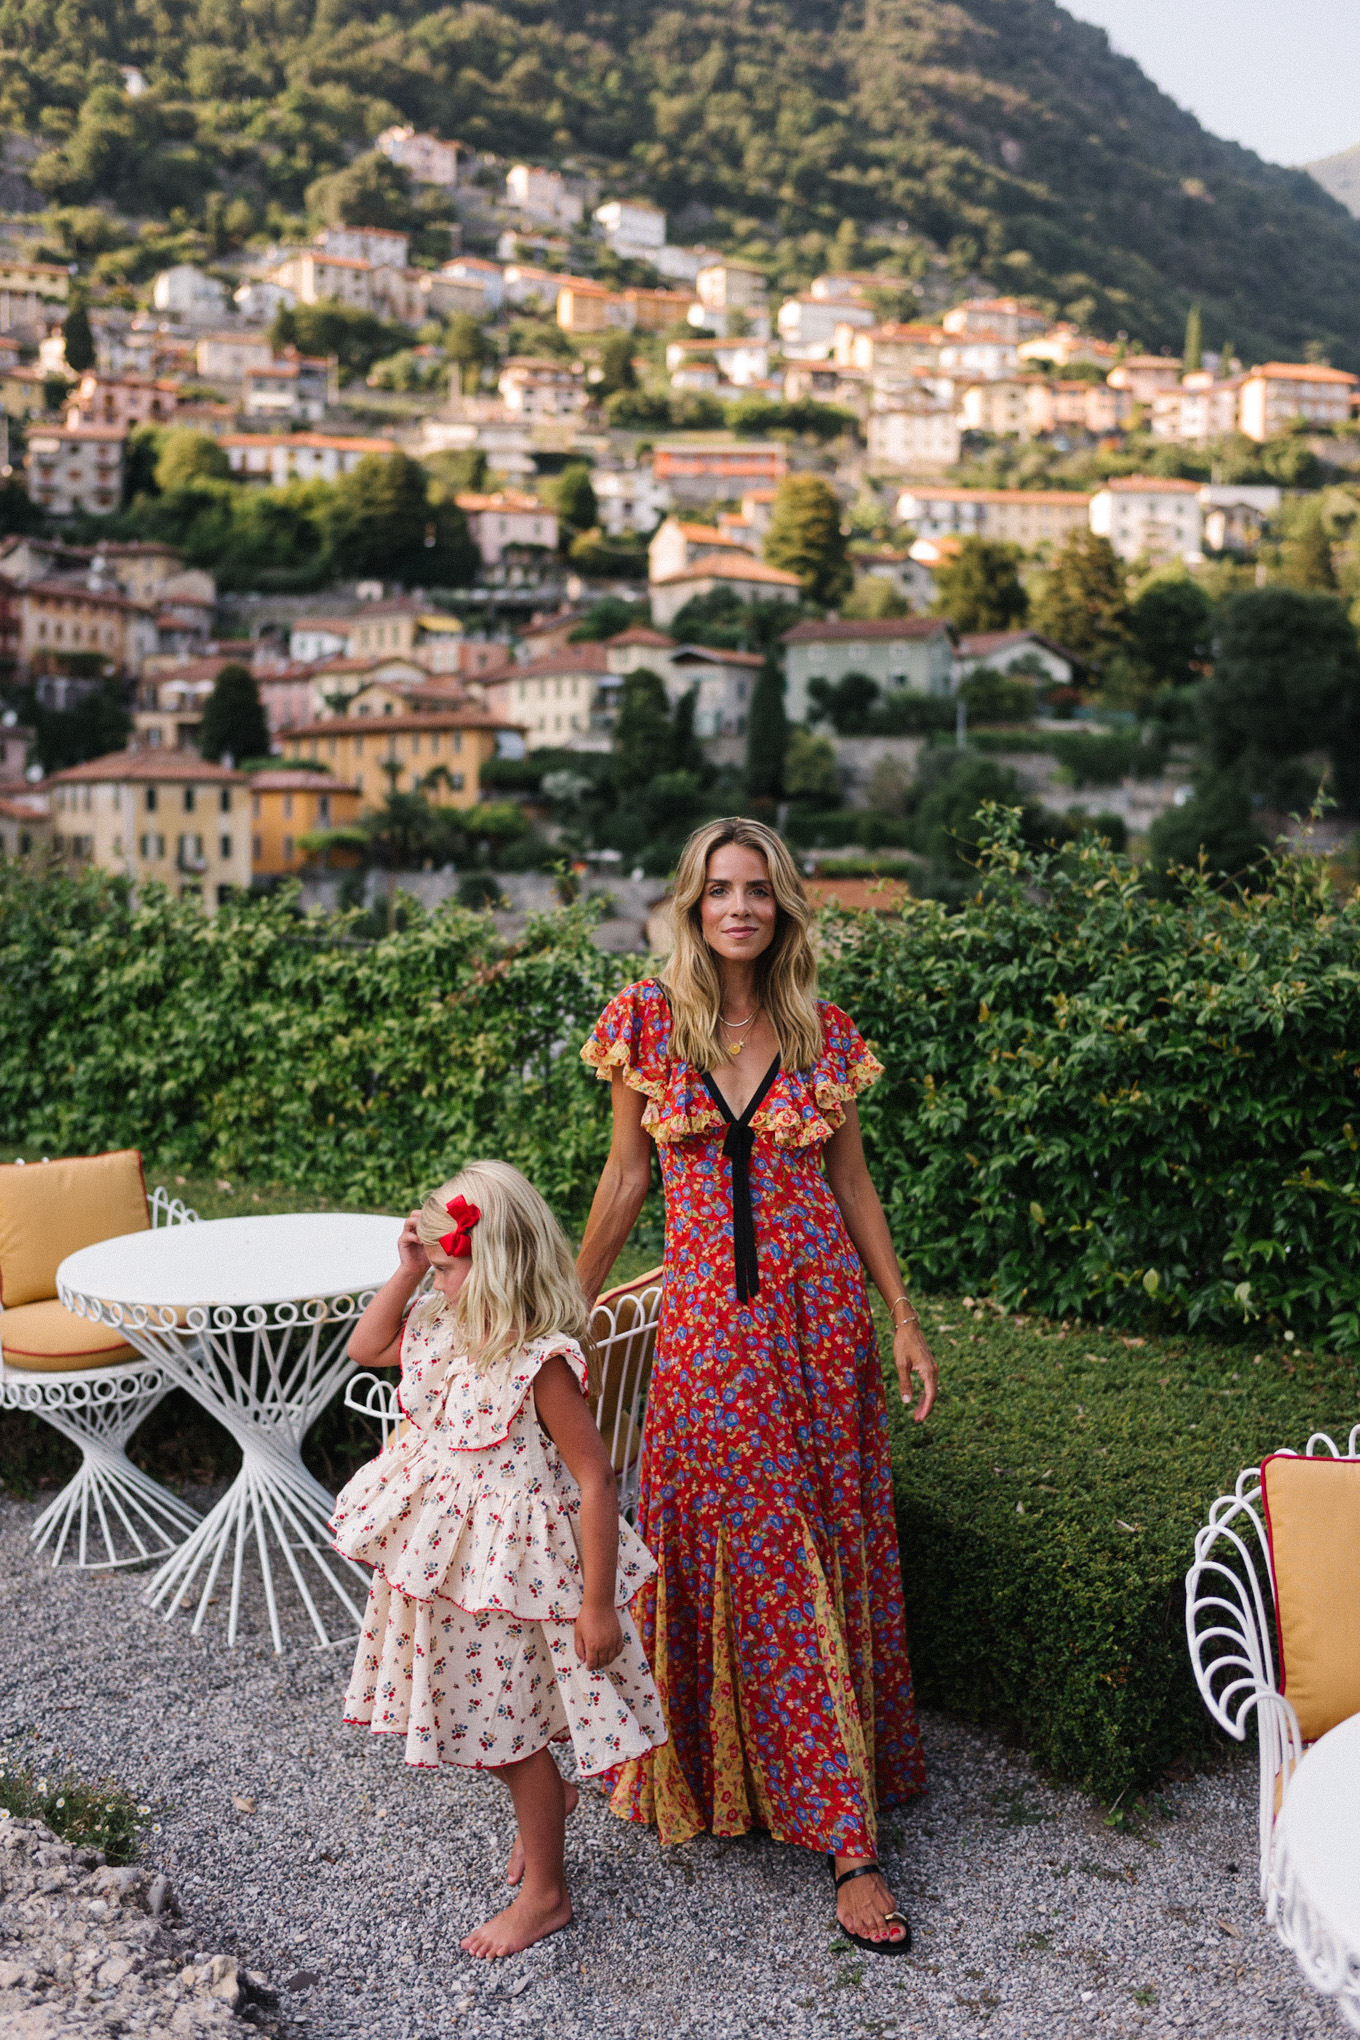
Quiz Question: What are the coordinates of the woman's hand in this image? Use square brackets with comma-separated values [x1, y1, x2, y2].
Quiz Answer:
[893, 1320, 938, 1423]
[396, 1211, 428, 1278]
[574, 1604, 624, 1671]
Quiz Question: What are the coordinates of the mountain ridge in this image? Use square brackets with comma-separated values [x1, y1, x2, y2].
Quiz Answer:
[1306, 141, 1360, 222]
[2, 0, 1359, 367]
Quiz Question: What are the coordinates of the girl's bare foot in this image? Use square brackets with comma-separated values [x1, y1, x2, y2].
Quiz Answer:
[507, 1781, 579, 1883]
[460, 1886, 572, 1959]
[833, 1856, 908, 1945]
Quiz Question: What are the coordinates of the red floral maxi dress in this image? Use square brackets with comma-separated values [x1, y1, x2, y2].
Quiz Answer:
[582, 981, 925, 1857]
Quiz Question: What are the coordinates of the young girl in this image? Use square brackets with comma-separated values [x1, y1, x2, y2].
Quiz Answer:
[331, 1159, 666, 1959]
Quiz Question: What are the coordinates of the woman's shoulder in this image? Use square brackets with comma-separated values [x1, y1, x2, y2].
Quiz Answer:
[581, 978, 672, 1089]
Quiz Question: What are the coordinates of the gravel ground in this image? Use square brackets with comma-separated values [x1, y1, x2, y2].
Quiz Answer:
[0, 1488, 1343, 2040]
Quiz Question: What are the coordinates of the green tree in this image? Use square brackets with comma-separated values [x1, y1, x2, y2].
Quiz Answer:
[306, 152, 415, 230]
[154, 430, 231, 493]
[612, 668, 675, 786]
[842, 576, 912, 620]
[1200, 587, 1360, 810]
[1183, 303, 1202, 375]
[323, 452, 477, 587]
[1030, 531, 1129, 665]
[784, 727, 841, 806]
[932, 538, 1028, 634]
[549, 465, 597, 542]
[597, 331, 637, 396]
[1281, 506, 1338, 592]
[62, 301, 94, 374]
[199, 664, 269, 765]
[271, 302, 408, 379]
[807, 672, 879, 735]
[1146, 771, 1267, 892]
[764, 475, 852, 608]
[569, 596, 641, 641]
[744, 655, 788, 800]
[1127, 575, 1213, 688]
[445, 313, 495, 395]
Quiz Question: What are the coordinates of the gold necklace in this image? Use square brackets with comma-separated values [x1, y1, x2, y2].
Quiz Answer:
[722, 1007, 759, 1057]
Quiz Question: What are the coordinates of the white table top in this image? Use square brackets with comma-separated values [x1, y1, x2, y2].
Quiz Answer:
[58, 1212, 404, 1311]
[1277, 1711, 1360, 1940]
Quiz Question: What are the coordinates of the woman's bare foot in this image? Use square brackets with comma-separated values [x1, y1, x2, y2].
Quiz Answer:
[833, 1855, 908, 1945]
[460, 1885, 572, 1959]
[507, 1781, 579, 1884]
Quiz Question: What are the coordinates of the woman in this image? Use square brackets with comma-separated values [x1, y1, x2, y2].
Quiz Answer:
[578, 816, 938, 1952]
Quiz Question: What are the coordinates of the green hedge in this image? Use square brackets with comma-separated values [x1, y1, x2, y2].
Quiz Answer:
[825, 813, 1360, 1350]
[886, 1299, 1360, 1799]
[0, 869, 631, 1216]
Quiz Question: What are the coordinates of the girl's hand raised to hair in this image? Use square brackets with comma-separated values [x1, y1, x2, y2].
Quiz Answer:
[574, 1604, 624, 1672]
[396, 1211, 428, 1278]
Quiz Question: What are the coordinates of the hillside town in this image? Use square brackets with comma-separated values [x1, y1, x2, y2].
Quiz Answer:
[2, 139, 1359, 911]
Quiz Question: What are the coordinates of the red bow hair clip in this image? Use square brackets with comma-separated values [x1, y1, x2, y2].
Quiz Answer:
[439, 1195, 481, 1258]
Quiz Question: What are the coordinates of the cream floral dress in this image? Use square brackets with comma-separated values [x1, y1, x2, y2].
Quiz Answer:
[330, 1295, 667, 1776]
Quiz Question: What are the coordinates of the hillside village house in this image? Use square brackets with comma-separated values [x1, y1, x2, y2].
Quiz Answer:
[0, 535, 183, 606]
[266, 252, 375, 312]
[592, 465, 671, 537]
[1199, 483, 1281, 554]
[1107, 355, 1183, 403]
[651, 440, 788, 499]
[376, 126, 462, 186]
[24, 425, 125, 517]
[1237, 362, 1359, 440]
[456, 491, 559, 569]
[222, 432, 397, 487]
[0, 257, 68, 336]
[249, 769, 362, 878]
[942, 298, 1049, 341]
[667, 645, 763, 737]
[289, 602, 425, 664]
[281, 705, 522, 805]
[649, 552, 801, 629]
[954, 630, 1079, 688]
[595, 200, 666, 260]
[45, 751, 250, 907]
[497, 358, 588, 418]
[938, 331, 1020, 381]
[0, 790, 50, 861]
[481, 647, 611, 750]
[782, 617, 955, 725]
[65, 372, 179, 433]
[867, 403, 962, 474]
[1017, 324, 1119, 371]
[895, 486, 1092, 547]
[777, 294, 875, 359]
[555, 281, 633, 335]
[195, 332, 276, 382]
[648, 516, 755, 583]
[241, 354, 331, 424]
[151, 265, 226, 318]
[666, 337, 770, 388]
[303, 655, 430, 718]
[11, 580, 157, 681]
[316, 226, 410, 269]
[1026, 379, 1131, 436]
[1089, 476, 1203, 561]
[837, 323, 946, 375]
[1151, 374, 1239, 445]
[505, 165, 584, 229]
[695, 259, 767, 319]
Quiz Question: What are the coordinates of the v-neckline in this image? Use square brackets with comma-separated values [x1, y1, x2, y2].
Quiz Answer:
[702, 1054, 781, 1128]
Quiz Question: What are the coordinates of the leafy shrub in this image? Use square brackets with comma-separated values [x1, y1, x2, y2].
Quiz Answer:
[823, 813, 1360, 1348]
[886, 1299, 1360, 1800]
[0, 1755, 148, 1863]
[1050, 730, 1164, 787]
[0, 871, 630, 1220]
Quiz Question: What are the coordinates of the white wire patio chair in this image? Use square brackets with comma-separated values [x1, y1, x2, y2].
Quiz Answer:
[1184, 1424, 1360, 1924]
[344, 1264, 664, 1523]
[0, 1170, 202, 1569]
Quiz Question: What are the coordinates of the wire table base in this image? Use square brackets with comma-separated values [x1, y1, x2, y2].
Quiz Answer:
[0, 1361, 200, 1569]
[58, 1214, 401, 1653]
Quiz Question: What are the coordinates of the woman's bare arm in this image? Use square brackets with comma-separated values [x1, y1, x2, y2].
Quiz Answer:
[824, 1102, 938, 1421]
[576, 1076, 654, 1302]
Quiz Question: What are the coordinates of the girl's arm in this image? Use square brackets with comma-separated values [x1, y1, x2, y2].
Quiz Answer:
[533, 1354, 624, 1671]
[576, 1076, 654, 1303]
[824, 1102, 939, 1423]
[347, 1213, 427, 1368]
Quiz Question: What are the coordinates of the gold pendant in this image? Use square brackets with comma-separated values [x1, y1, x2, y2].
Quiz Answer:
[729, 1039, 744, 1056]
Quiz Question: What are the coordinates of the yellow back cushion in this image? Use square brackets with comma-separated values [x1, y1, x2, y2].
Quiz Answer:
[0, 1152, 149, 1308]
[1262, 1452, 1360, 1744]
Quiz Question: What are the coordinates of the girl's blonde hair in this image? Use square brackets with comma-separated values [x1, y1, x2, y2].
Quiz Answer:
[414, 1159, 593, 1378]
[662, 816, 822, 1072]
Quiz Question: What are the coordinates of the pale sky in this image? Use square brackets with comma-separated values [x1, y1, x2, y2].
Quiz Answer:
[1060, 1, 1360, 167]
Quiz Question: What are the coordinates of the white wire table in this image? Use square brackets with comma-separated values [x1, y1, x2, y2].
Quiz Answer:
[57, 1213, 403, 1653]
[1271, 1712, 1360, 2030]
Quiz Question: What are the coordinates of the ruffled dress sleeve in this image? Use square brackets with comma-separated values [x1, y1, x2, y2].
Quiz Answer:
[581, 980, 723, 1145]
[750, 1000, 885, 1149]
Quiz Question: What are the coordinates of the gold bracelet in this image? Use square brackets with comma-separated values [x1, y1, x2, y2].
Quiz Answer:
[890, 1295, 919, 1324]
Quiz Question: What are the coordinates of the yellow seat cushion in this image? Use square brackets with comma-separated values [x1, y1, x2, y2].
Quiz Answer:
[1262, 1452, 1360, 1744]
[1, 1298, 139, 1371]
[0, 1151, 149, 1309]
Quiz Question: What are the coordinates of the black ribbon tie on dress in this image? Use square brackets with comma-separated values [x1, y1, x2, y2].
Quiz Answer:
[702, 1054, 782, 1305]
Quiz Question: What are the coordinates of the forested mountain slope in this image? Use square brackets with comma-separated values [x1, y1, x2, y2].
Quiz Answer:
[3, 0, 1359, 366]
[1307, 143, 1360, 221]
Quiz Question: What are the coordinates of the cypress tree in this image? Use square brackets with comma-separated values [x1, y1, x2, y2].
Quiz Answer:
[1183, 303, 1202, 374]
[200, 664, 270, 765]
[744, 653, 788, 801]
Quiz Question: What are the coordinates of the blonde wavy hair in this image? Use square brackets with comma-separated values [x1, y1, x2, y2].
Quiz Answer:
[414, 1159, 593, 1379]
[662, 817, 822, 1072]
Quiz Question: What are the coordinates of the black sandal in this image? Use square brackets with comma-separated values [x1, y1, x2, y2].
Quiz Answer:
[829, 1857, 913, 1955]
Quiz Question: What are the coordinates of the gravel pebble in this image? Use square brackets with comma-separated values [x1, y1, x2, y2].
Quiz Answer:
[0, 1489, 1345, 2039]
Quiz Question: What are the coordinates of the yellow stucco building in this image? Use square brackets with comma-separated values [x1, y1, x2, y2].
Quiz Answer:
[248, 769, 362, 877]
[279, 706, 523, 807]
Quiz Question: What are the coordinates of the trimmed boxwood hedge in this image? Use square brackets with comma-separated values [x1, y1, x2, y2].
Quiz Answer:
[887, 1295, 1360, 1801]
